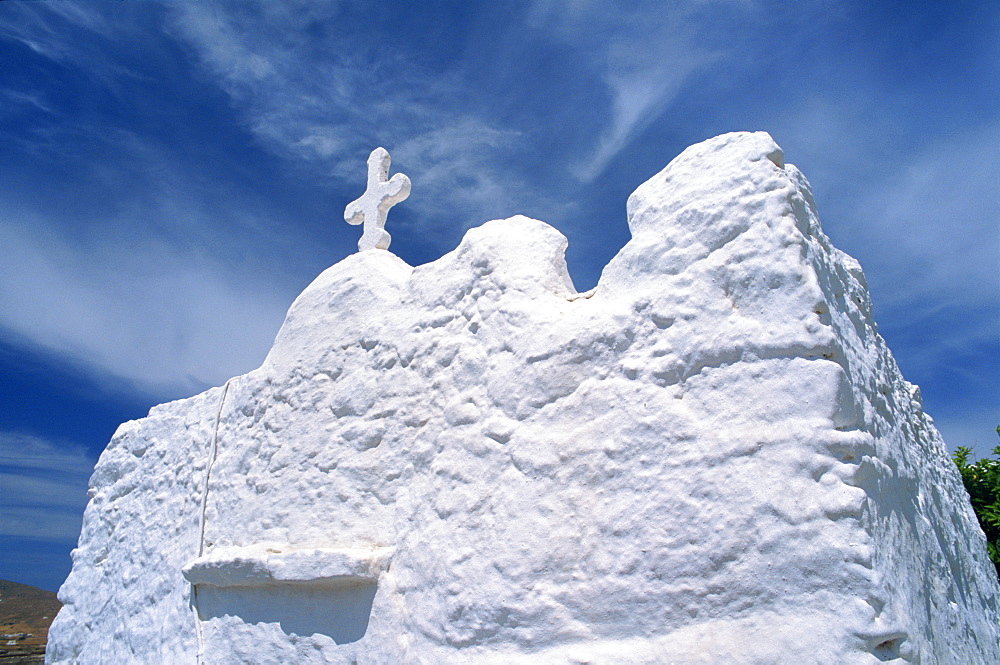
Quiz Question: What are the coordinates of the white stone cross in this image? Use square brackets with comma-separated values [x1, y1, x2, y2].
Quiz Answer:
[344, 147, 411, 251]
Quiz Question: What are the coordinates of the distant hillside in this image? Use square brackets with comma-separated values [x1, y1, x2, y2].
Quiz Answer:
[0, 580, 61, 665]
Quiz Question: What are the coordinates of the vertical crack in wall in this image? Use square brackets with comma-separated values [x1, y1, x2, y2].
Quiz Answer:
[193, 379, 232, 665]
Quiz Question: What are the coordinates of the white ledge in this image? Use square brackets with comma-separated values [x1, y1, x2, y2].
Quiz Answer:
[182, 545, 392, 589]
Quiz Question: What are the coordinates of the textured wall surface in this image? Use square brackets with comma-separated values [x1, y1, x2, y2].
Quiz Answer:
[48, 132, 1000, 664]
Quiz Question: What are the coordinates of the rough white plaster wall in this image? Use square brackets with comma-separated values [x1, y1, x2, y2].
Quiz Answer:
[48, 132, 1000, 664]
[46, 386, 224, 664]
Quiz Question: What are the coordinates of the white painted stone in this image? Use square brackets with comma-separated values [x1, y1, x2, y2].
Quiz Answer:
[344, 147, 410, 251]
[48, 132, 1000, 664]
[182, 546, 393, 589]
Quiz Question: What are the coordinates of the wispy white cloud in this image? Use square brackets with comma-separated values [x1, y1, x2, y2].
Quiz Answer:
[0, 88, 53, 116]
[0, 218, 291, 397]
[577, 46, 716, 182]
[0, 58, 337, 399]
[163, 3, 558, 240]
[392, 121, 534, 229]
[856, 122, 1000, 395]
[165, 3, 447, 161]
[0, 433, 95, 541]
[867, 122, 1000, 304]
[526, 1, 734, 182]
[0, 2, 146, 91]
[0, 3, 96, 62]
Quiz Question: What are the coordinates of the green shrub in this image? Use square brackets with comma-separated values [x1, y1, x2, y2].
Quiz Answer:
[953, 426, 1000, 581]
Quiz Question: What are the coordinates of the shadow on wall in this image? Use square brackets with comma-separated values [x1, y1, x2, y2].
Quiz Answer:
[196, 583, 377, 644]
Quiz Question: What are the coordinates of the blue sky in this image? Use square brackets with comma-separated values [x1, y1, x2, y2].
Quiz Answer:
[1, 1, 997, 592]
